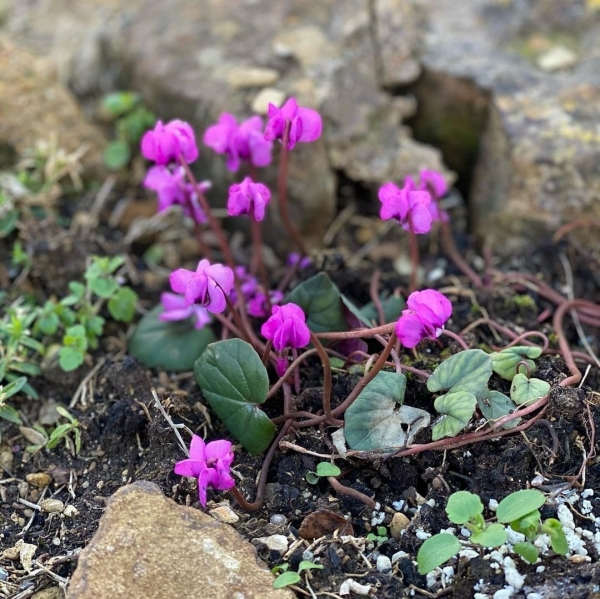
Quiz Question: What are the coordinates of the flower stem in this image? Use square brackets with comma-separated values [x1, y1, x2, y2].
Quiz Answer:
[310, 332, 343, 427]
[249, 207, 272, 315]
[407, 211, 419, 293]
[179, 155, 234, 268]
[278, 121, 308, 255]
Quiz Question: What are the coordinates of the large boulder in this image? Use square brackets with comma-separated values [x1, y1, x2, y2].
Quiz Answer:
[410, 0, 600, 253]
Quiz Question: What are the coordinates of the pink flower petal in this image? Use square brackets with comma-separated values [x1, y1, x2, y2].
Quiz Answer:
[296, 107, 322, 143]
[197, 468, 218, 507]
[395, 311, 427, 348]
[170, 269, 195, 295]
[189, 434, 207, 461]
[204, 439, 233, 462]
[174, 458, 204, 478]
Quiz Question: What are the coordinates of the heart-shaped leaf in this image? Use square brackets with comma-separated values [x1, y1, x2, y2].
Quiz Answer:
[496, 490, 545, 524]
[417, 533, 461, 575]
[344, 371, 430, 451]
[286, 273, 348, 333]
[510, 374, 550, 405]
[470, 523, 507, 548]
[195, 339, 275, 455]
[491, 346, 541, 381]
[129, 305, 216, 371]
[432, 391, 477, 440]
[477, 390, 519, 429]
[427, 349, 492, 396]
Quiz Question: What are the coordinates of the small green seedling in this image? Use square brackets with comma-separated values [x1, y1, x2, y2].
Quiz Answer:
[305, 461, 341, 484]
[272, 561, 323, 589]
[367, 525, 389, 544]
[21, 407, 82, 455]
[417, 489, 568, 574]
[0, 376, 27, 424]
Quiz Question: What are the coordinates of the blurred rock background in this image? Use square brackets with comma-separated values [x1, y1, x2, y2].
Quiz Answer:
[2, 0, 600, 255]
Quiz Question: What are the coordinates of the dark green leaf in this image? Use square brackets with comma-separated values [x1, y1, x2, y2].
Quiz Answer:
[344, 371, 430, 451]
[195, 339, 275, 455]
[129, 304, 216, 371]
[427, 349, 492, 396]
[0, 208, 19, 238]
[417, 534, 461, 575]
[286, 273, 347, 333]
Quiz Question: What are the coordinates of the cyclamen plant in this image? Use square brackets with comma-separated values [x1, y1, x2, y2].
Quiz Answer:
[133, 98, 584, 518]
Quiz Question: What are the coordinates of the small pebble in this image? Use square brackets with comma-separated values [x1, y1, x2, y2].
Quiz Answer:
[390, 512, 410, 540]
[269, 514, 286, 526]
[302, 549, 314, 562]
[376, 555, 392, 573]
[254, 534, 288, 555]
[209, 505, 239, 524]
[26, 473, 52, 488]
[0, 567, 8, 581]
[40, 499, 65, 514]
[63, 505, 79, 518]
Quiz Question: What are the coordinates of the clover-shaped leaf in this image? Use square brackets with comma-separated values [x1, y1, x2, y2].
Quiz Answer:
[427, 349, 492, 396]
[195, 339, 275, 455]
[286, 273, 348, 333]
[510, 374, 550, 406]
[344, 371, 430, 451]
[491, 346, 541, 381]
[432, 391, 477, 440]
[129, 305, 216, 371]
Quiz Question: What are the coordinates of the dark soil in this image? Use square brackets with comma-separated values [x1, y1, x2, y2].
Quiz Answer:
[1, 187, 600, 599]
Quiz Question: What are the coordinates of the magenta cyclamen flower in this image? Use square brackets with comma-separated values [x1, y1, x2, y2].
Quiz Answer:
[174, 435, 235, 507]
[144, 165, 208, 224]
[419, 170, 449, 223]
[141, 120, 199, 165]
[247, 290, 284, 318]
[395, 289, 452, 348]
[159, 292, 211, 329]
[261, 303, 311, 352]
[227, 177, 271, 221]
[264, 97, 322, 151]
[170, 259, 234, 313]
[379, 181, 432, 234]
[203, 113, 273, 172]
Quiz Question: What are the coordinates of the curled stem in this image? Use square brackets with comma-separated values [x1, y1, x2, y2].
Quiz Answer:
[327, 476, 376, 508]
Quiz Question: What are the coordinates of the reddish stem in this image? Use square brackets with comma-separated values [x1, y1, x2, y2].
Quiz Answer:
[277, 121, 308, 255]
[310, 332, 343, 427]
[407, 211, 419, 293]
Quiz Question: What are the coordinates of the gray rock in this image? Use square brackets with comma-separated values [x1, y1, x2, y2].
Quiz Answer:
[376, 554, 392, 573]
[413, 0, 600, 254]
[67, 481, 293, 599]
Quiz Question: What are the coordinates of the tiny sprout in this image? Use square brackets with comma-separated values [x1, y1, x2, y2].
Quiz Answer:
[272, 560, 323, 589]
[306, 462, 341, 485]
[367, 526, 389, 544]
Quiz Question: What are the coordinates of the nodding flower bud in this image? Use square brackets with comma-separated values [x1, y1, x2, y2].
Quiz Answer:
[261, 303, 310, 352]
[395, 289, 452, 348]
[227, 177, 271, 222]
[378, 181, 432, 234]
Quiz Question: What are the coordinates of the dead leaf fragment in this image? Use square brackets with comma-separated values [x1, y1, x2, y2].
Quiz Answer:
[298, 509, 354, 540]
